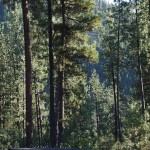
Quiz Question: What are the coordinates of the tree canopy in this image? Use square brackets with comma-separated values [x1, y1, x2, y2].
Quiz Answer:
[0, 0, 149, 149]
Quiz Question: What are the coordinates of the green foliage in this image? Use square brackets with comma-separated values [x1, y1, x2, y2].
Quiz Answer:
[0, 4, 25, 149]
[0, 0, 150, 149]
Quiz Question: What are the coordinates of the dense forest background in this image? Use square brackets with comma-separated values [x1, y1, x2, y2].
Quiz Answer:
[0, 0, 150, 149]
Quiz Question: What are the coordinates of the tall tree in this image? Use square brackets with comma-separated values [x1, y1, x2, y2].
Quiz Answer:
[22, 0, 33, 147]
[111, 62, 118, 141]
[116, 0, 122, 141]
[54, 0, 99, 146]
[57, 0, 65, 147]
[136, 0, 145, 115]
[48, 0, 57, 147]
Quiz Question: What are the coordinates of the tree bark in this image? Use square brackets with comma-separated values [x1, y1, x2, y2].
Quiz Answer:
[48, 0, 57, 147]
[22, 0, 33, 147]
[117, 0, 121, 142]
[58, 0, 65, 147]
[34, 75, 41, 146]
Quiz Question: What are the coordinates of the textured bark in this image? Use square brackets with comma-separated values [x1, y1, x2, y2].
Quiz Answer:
[48, 0, 57, 147]
[22, 0, 33, 147]
[58, 0, 65, 147]
[23, 77, 25, 137]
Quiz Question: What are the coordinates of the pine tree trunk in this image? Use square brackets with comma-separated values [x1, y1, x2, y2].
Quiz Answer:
[136, 0, 145, 115]
[23, 76, 25, 139]
[111, 65, 118, 141]
[34, 75, 41, 146]
[95, 96, 99, 133]
[48, 0, 57, 147]
[148, 0, 150, 104]
[0, 107, 1, 127]
[117, 0, 121, 142]
[38, 95, 43, 145]
[22, 0, 33, 147]
[58, 0, 65, 147]
[58, 70, 65, 147]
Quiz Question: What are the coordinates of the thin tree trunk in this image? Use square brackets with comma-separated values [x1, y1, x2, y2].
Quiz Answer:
[58, 71, 65, 147]
[0, 100, 1, 127]
[95, 95, 99, 133]
[38, 95, 43, 145]
[36, 93, 41, 146]
[22, 0, 33, 147]
[23, 73, 25, 139]
[48, 0, 57, 147]
[116, 0, 121, 142]
[148, 0, 150, 105]
[136, 0, 145, 115]
[0, 64, 4, 128]
[58, 0, 65, 147]
[111, 65, 118, 141]
[148, 0, 150, 108]
[55, 75, 60, 145]
[34, 75, 41, 146]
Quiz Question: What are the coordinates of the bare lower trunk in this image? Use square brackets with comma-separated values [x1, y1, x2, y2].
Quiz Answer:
[34, 75, 41, 146]
[58, 0, 65, 147]
[138, 50, 145, 114]
[48, 0, 57, 147]
[38, 96, 43, 145]
[116, 0, 121, 142]
[58, 69, 65, 147]
[22, 0, 33, 147]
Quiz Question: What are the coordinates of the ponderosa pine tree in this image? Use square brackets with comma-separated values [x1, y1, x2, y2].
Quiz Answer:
[48, 0, 57, 147]
[53, 0, 99, 146]
[22, 0, 33, 147]
[57, 0, 66, 147]
[100, 0, 136, 142]
[1, 0, 150, 149]
[24, 0, 99, 147]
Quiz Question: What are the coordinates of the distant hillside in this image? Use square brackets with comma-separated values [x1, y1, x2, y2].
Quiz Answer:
[86, 0, 137, 95]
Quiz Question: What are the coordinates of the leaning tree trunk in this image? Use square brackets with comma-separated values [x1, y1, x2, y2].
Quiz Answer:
[48, 0, 57, 147]
[22, 0, 33, 147]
